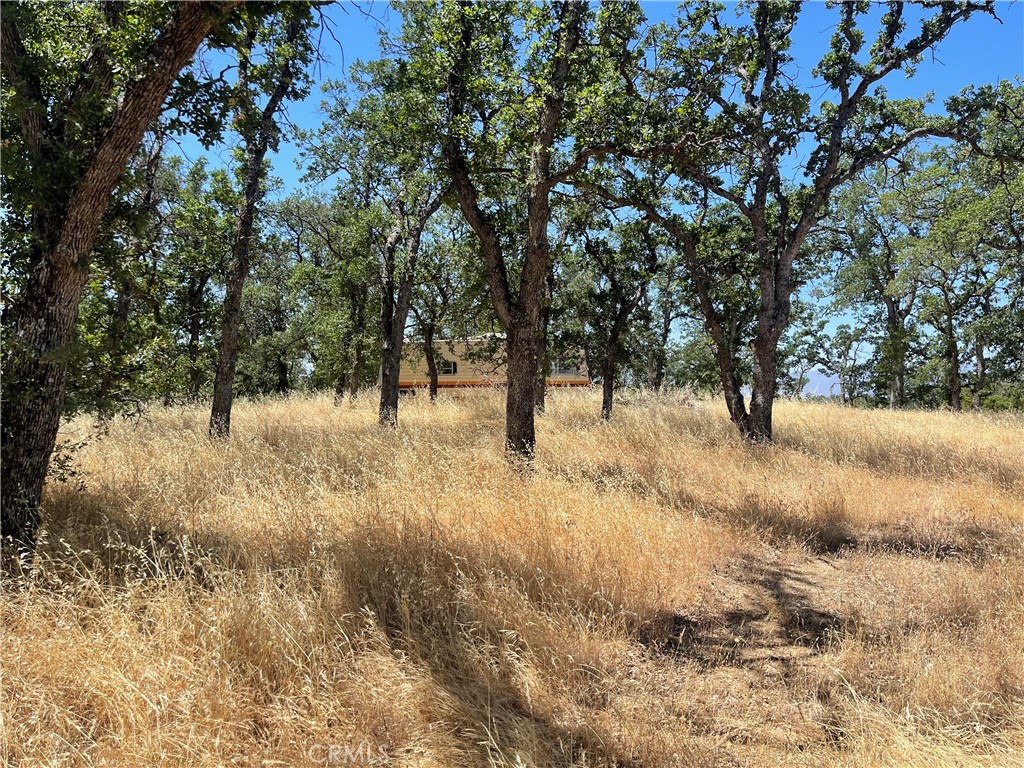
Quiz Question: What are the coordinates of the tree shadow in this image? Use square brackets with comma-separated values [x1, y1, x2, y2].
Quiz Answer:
[638, 556, 848, 675]
[25, 489, 711, 767]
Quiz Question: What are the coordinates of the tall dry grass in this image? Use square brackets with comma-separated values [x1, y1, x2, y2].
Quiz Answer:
[3, 389, 1023, 766]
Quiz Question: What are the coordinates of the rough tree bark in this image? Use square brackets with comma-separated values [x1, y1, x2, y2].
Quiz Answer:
[1, 1, 241, 551]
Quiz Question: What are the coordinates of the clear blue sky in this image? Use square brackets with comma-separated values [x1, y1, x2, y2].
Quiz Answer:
[179, 1, 1023, 194]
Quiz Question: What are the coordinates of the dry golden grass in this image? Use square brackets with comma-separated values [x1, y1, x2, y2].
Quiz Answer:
[3, 389, 1023, 767]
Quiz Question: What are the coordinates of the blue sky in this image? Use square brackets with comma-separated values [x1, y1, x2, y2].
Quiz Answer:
[180, 1, 1024, 194]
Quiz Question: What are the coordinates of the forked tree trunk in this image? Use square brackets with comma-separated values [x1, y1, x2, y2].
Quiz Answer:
[442, 0, 582, 464]
[378, 193, 444, 427]
[1, 2, 238, 550]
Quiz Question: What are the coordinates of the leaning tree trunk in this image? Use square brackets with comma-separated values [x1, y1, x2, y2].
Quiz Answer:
[1, 260, 92, 551]
[0, 2, 238, 551]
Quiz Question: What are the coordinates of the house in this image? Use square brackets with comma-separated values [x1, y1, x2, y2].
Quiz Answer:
[398, 336, 589, 391]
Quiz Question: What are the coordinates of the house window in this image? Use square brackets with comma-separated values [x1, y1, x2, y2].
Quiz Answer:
[550, 358, 578, 376]
[439, 359, 457, 376]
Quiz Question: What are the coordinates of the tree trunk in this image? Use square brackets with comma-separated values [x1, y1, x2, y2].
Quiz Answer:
[208, 140, 263, 437]
[423, 323, 439, 401]
[600, 356, 615, 421]
[945, 312, 961, 412]
[534, 264, 554, 413]
[505, 323, 540, 459]
[377, 226, 405, 427]
[1, 260, 91, 551]
[379, 340, 401, 426]
[441, 0, 581, 465]
[378, 194, 443, 427]
[748, 337, 778, 442]
[1, 2, 238, 551]
[650, 300, 672, 393]
[186, 275, 208, 401]
[713, 344, 751, 437]
[333, 370, 348, 404]
[274, 355, 289, 395]
[209, 13, 304, 436]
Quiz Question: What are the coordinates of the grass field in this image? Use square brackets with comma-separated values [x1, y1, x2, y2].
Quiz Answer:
[4, 389, 1024, 767]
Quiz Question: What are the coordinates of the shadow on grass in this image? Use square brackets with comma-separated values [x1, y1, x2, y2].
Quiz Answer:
[639, 555, 848, 670]
[23, 487, 717, 768]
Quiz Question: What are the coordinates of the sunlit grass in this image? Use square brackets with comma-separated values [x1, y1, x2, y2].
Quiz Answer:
[4, 389, 1023, 766]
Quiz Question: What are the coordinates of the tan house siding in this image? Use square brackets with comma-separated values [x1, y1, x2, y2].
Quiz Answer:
[399, 339, 588, 389]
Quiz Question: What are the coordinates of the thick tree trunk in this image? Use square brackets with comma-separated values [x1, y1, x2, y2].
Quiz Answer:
[600, 357, 615, 421]
[1, 2, 238, 550]
[748, 337, 778, 442]
[1, 260, 91, 550]
[505, 324, 540, 459]
[379, 341, 401, 426]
